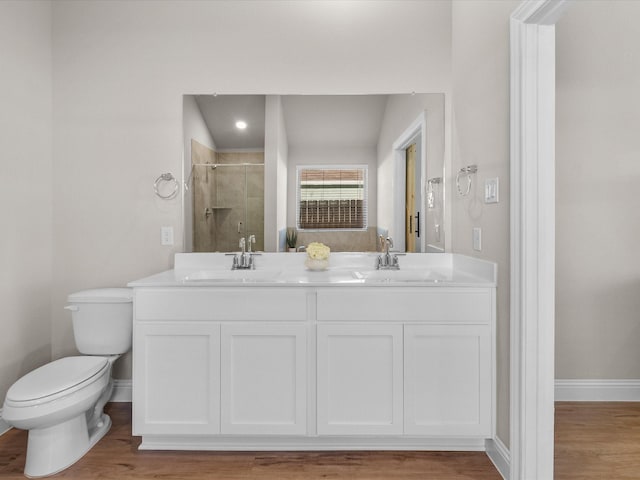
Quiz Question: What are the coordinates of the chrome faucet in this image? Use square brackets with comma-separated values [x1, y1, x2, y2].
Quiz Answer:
[232, 236, 257, 270]
[376, 236, 400, 270]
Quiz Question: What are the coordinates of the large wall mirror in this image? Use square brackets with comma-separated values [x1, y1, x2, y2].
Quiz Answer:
[183, 94, 445, 253]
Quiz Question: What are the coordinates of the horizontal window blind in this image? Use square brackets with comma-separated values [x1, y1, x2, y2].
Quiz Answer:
[297, 167, 367, 230]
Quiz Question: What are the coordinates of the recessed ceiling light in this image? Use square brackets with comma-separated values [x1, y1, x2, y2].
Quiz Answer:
[235, 120, 247, 130]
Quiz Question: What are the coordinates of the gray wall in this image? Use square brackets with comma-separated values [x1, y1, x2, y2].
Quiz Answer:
[0, 1, 53, 408]
[451, 0, 519, 448]
[556, 1, 640, 379]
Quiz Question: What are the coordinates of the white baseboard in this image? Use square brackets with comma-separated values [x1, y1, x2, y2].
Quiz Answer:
[485, 437, 510, 480]
[0, 408, 11, 436]
[555, 379, 640, 401]
[110, 379, 132, 402]
[140, 435, 486, 451]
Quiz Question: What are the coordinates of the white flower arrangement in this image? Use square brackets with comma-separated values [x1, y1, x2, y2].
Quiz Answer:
[306, 242, 330, 261]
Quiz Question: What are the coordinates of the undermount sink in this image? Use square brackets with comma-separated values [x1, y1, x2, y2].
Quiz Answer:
[352, 269, 444, 283]
[182, 269, 282, 282]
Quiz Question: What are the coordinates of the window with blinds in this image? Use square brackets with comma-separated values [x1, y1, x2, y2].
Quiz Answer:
[296, 166, 367, 230]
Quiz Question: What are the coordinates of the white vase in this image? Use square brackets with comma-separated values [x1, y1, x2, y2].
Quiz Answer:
[305, 258, 329, 271]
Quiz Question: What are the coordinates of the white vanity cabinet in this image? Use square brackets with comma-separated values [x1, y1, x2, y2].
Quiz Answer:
[315, 288, 494, 438]
[132, 287, 310, 437]
[130, 255, 496, 451]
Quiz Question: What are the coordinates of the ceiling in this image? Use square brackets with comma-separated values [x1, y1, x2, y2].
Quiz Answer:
[195, 95, 266, 150]
[194, 94, 389, 150]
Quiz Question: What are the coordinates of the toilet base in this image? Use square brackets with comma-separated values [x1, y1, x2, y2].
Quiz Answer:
[24, 413, 112, 478]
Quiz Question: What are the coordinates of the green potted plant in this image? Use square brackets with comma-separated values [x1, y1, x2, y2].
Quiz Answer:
[286, 227, 297, 252]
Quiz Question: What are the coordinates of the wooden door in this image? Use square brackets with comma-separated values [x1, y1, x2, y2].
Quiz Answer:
[405, 144, 417, 252]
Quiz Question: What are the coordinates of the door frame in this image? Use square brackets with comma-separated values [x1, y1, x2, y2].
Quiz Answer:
[509, 1, 569, 478]
[392, 111, 427, 252]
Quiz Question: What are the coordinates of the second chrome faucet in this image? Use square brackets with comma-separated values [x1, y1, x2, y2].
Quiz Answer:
[377, 236, 400, 270]
[232, 235, 257, 270]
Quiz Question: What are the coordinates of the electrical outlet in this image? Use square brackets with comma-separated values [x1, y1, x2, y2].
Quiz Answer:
[161, 226, 174, 246]
[473, 227, 482, 251]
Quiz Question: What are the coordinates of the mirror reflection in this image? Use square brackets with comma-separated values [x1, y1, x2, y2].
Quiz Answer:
[183, 94, 445, 253]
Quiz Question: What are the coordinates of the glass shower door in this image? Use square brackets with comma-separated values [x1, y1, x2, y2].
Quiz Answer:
[192, 163, 264, 252]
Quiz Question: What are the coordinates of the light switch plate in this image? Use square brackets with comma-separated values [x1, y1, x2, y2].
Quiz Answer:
[473, 227, 482, 251]
[484, 177, 499, 204]
[161, 226, 174, 246]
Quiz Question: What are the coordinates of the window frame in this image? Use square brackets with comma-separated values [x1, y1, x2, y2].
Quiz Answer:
[295, 165, 368, 232]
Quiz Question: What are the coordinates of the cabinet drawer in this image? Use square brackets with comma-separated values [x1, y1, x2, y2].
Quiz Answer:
[135, 288, 309, 321]
[317, 288, 493, 324]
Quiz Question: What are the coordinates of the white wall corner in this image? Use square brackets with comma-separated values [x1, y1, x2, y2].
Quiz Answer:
[555, 379, 640, 402]
[0, 409, 11, 436]
[486, 437, 510, 480]
[110, 379, 132, 402]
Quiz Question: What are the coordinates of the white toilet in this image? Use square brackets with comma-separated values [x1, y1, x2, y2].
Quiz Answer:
[2, 288, 133, 478]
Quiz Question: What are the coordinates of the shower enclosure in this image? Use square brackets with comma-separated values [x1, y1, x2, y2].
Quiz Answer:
[191, 162, 264, 252]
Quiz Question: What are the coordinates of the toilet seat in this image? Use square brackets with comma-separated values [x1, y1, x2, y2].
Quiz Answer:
[5, 356, 109, 407]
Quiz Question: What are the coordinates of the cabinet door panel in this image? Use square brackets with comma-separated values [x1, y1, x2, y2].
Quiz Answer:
[221, 324, 307, 435]
[404, 324, 491, 436]
[317, 324, 403, 435]
[133, 323, 220, 435]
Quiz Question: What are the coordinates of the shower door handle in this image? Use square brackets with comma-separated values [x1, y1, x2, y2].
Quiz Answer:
[416, 212, 420, 238]
[237, 221, 243, 233]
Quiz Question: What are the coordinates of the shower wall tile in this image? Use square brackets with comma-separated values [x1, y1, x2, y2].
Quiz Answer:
[297, 227, 380, 252]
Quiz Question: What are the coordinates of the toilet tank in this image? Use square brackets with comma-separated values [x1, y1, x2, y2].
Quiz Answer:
[66, 288, 133, 355]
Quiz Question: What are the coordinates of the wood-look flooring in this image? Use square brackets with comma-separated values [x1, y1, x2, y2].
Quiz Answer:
[555, 402, 640, 479]
[1, 402, 639, 479]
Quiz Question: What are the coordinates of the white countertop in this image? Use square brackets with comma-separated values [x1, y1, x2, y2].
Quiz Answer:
[128, 253, 497, 288]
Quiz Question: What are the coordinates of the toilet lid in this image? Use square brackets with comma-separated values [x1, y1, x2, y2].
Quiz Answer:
[6, 356, 109, 402]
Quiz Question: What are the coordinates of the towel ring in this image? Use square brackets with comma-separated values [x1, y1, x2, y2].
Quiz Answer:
[456, 165, 478, 196]
[154, 173, 179, 200]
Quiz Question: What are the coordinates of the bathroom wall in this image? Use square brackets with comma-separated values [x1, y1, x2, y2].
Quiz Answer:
[555, 2, 640, 380]
[265, 95, 289, 252]
[451, 0, 519, 448]
[49, 0, 454, 378]
[50, 1, 452, 386]
[0, 1, 53, 405]
[183, 96, 216, 253]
